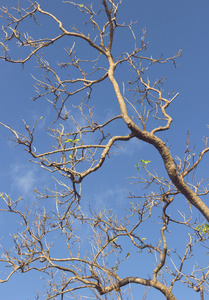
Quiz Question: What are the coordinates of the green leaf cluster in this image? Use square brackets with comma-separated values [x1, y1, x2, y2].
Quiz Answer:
[196, 223, 209, 236]
[65, 138, 80, 159]
[65, 138, 80, 143]
[135, 160, 151, 170]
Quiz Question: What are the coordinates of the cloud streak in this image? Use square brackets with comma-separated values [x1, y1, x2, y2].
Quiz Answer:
[10, 163, 38, 195]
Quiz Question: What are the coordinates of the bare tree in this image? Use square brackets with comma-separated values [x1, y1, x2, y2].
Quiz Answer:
[0, 1, 209, 299]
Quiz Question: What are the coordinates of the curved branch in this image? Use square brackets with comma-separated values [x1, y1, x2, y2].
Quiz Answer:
[107, 55, 209, 222]
[98, 276, 177, 300]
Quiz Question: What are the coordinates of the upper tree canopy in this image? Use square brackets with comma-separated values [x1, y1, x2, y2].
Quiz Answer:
[0, 1, 209, 299]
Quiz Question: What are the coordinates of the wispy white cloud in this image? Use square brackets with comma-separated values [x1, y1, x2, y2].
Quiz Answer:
[10, 163, 38, 195]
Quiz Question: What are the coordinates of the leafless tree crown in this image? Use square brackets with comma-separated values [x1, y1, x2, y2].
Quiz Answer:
[0, 1, 209, 299]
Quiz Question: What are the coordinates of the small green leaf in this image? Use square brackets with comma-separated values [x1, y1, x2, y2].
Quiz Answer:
[69, 152, 73, 159]
[40, 116, 43, 119]
[65, 139, 73, 143]
[134, 162, 140, 171]
[141, 237, 146, 241]
[126, 252, 130, 258]
[13, 29, 19, 38]
[140, 159, 151, 167]
[74, 139, 80, 143]
[3, 45, 9, 51]
[111, 238, 118, 243]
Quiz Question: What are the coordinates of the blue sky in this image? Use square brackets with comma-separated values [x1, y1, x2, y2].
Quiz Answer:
[0, 0, 209, 299]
